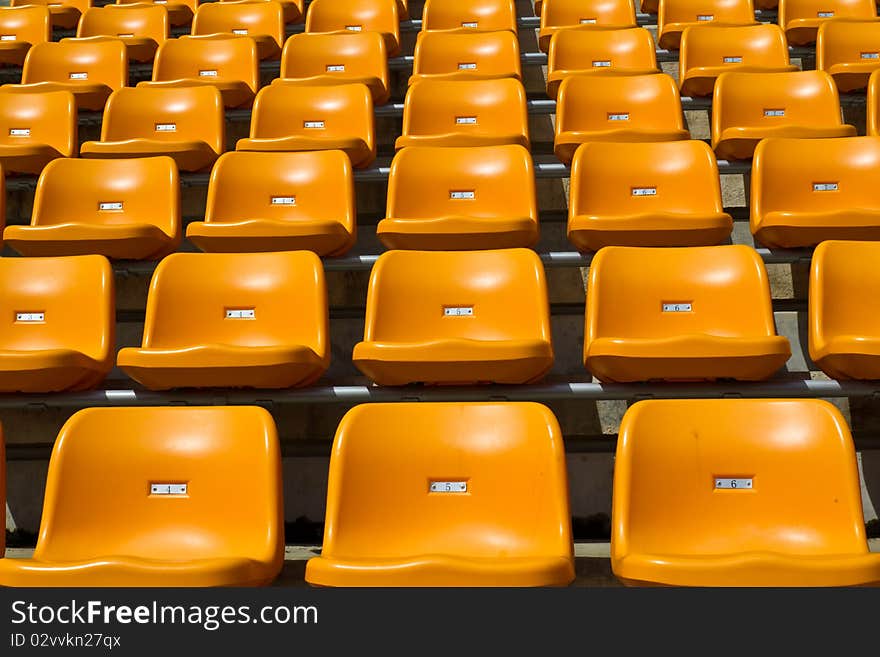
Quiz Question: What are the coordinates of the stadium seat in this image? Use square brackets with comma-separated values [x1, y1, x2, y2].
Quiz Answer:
[4, 157, 180, 259]
[712, 71, 856, 160]
[11, 0, 90, 30]
[353, 249, 553, 385]
[378, 145, 538, 250]
[584, 245, 791, 382]
[612, 399, 880, 587]
[76, 5, 168, 63]
[396, 79, 529, 150]
[306, 0, 401, 57]
[568, 141, 733, 251]
[410, 30, 521, 85]
[868, 70, 880, 135]
[117, 0, 198, 27]
[0, 89, 76, 175]
[658, 0, 757, 50]
[554, 74, 689, 165]
[0, 6, 50, 68]
[0, 406, 284, 587]
[117, 251, 329, 389]
[192, 1, 284, 60]
[4, 39, 127, 111]
[818, 19, 880, 92]
[80, 86, 224, 172]
[273, 32, 389, 105]
[236, 83, 375, 168]
[421, 0, 517, 33]
[751, 137, 880, 248]
[222, 0, 302, 25]
[139, 35, 259, 109]
[0, 254, 114, 392]
[779, 0, 877, 46]
[546, 27, 659, 100]
[809, 240, 880, 380]
[679, 25, 797, 97]
[306, 402, 575, 587]
[186, 150, 356, 256]
[538, 0, 638, 53]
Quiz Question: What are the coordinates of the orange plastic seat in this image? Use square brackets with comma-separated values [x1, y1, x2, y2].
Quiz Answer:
[658, 0, 757, 50]
[613, 399, 880, 587]
[4, 157, 180, 259]
[0, 255, 113, 392]
[353, 249, 553, 385]
[0, 6, 50, 68]
[410, 30, 521, 85]
[236, 83, 375, 168]
[222, 0, 303, 24]
[568, 141, 733, 251]
[117, 251, 329, 389]
[192, 1, 284, 60]
[306, 402, 575, 587]
[538, 0, 637, 53]
[3, 39, 127, 111]
[186, 150, 356, 256]
[0, 406, 284, 587]
[818, 19, 880, 92]
[396, 79, 529, 150]
[80, 86, 224, 172]
[273, 32, 389, 105]
[12, 0, 91, 30]
[139, 35, 258, 109]
[554, 74, 689, 165]
[584, 245, 791, 382]
[779, 0, 876, 46]
[546, 27, 659, 100]
[0, 89, 76, 175]
[868, 70, 880, 135]
[679, 25, 797, 97]
[421, 0, 517, 33]
[117, 0, 198, 27]
[379, 145, 538, 250]
[712, 71, 856, 160]
[76, 5, 168, 63]
[306, 0, 400, 57]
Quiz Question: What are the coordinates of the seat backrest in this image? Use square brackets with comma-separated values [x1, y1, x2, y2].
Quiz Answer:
[32, 156, 180, 240]
[817, 19, 880, 70]
[12, 0, 91, 13]
[205, 150, 355, 232]
[779, 0, 876, 27]
[0, 6, 51, 48]
[869, 70, 880, 135]
[0, 254, 113, 362]
[363, 248, 551, 343]
[141, 251, 327, 355]
[306, 0, 399, 52]
[412, 30, 521, 79]
[33, 406, 283, 566]
[548, 26, 656, 74]
[323, 402, 572, 561]
[659, 0, 755, 30]
[0, 89, 77, 157]
[151, 34, 258, 92]
[586, 245, 777, 342]
[100, 85, 225, 155]
[116, 0, 198, 12]
[540, 0, 637, 28]
[613, 399, 867, 559]
[279, 31, 388, 85]
[191, 0, 283, 48]
[556, 73, 684, 133]
[422, 0, 517, 32]
[76, 4, 168, 43]
[22, 38, 128, 89]
[680, 24, 790, 74]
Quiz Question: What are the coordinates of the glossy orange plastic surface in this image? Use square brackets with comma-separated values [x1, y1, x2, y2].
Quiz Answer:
[379, 145, 538, 250]
[818, 20, 880, 92]
[0, 255, 114, 392]
[77, 5, 167, 63]
[236, 82, 375, 167]
[80, 85, 224, 172]
[546, 27, 659, 100]
[274, 32, 389, 105]
[569, 141, 732, 251]
[584, 245, 791, 382]
[186, 150, 356, 255]
[613, 399, 880, 586]
[779, 0, 876, 46]
[679, 24, 797, 97]
[192, 0, 284, 60]
[0, 89, 76, 175]
[396, 78, 529, 150]
[658, 0, 756, 50]
[305, 0, 400, 57]
[0, 6, 50, 67]
[117, 251, 329, 390]
[0, 406, 284, 587]
[421, 0, 517, 33]
[221, 0, 302, 25]
[5, 156, 180, 259]
[554, 73, 689, 165]
[538, 0, 637, 52]
[712, 71, 856, 160]
[306, 402, 575, 587]
[410, 30, 521, 85]
[751, 136, 880, 247]
[12, 0, 90, 30]
[353, 248, 553, 385]
[117, 0, 198, 27]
